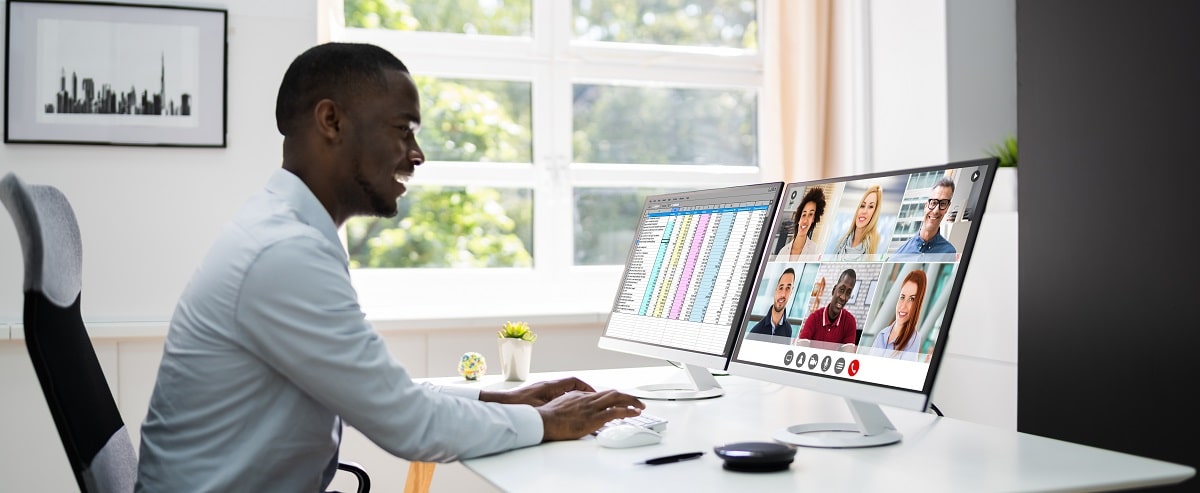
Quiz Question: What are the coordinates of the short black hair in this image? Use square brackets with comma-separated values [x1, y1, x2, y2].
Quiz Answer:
[275, 42, 410, 136]
[794, 187, 827, 239]
[839, 268, 857, 285]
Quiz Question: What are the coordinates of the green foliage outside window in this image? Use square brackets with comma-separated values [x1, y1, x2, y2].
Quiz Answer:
[573, 0, 757, 49]
[343, 0, 760, 268]
[344, 0, 533, 36]
[346, 186, 533, 268]
[344, 0, 756, 49]
[344, 75, 534, 268]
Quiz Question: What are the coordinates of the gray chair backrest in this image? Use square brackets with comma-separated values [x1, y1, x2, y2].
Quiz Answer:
[0, 172, 82, 307]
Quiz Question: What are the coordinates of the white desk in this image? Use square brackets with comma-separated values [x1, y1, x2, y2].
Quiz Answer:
[453, 367, 1193, 493]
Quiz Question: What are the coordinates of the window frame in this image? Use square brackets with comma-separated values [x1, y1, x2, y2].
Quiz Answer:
[333, 0, 778, 319]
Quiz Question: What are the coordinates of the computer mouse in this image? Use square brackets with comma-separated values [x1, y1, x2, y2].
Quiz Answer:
[596, 424, 663, 449]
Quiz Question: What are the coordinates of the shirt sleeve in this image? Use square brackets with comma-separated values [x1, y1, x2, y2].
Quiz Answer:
[235, 236, 542, 462]
[843, 313, 859, 344]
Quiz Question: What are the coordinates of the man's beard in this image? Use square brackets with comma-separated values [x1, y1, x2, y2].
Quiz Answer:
[353, 166, 399, 218]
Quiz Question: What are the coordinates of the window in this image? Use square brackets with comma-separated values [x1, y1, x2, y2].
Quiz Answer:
[335, 0, 774, 317]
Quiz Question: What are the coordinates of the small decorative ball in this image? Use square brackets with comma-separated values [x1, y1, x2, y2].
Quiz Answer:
[458, 351, 487, 380]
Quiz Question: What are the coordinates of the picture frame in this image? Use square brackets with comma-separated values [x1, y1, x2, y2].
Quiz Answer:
[5, 0, 227, 147]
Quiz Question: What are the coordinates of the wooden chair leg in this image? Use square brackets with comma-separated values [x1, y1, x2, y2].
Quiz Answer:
[404, 461, 437, 493]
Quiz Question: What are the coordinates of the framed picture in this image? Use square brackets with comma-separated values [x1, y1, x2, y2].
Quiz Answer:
[5, 0, 227, 147]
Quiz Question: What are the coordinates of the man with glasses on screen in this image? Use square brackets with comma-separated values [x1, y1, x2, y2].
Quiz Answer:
[891, 177, 957, 261]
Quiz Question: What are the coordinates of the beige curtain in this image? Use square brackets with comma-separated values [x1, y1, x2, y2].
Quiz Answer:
[770, 0, 840, 183]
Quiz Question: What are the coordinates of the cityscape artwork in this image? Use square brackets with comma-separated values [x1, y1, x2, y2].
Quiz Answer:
[5, 1, 227, 147]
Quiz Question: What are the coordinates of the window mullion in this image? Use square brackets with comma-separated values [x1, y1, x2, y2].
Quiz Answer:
[533, 0, 576, 278]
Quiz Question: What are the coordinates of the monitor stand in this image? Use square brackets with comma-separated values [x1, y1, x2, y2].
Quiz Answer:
[626, 363, 724, 400]
[773, 397, 902, 448]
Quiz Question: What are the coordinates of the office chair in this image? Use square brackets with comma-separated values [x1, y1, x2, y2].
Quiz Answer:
[0, 172, 374, 493]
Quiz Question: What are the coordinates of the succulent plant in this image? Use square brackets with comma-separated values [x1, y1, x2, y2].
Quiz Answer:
[498, 320, 537, 343]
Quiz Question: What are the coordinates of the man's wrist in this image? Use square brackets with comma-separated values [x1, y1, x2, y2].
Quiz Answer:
[479, 390, 511, 404]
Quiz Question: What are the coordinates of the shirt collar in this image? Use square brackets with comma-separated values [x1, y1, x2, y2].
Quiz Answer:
[822, 306, 842, 326]
[265, 169, 344, 253]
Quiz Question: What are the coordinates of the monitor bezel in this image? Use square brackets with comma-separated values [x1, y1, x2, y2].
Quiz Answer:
[726, 158, 999, 412]
[597, 181, 785, 372]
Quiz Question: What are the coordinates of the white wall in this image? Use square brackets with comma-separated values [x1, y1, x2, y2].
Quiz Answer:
[0, 0, 311, 323]
[869, 0, 1019, 429]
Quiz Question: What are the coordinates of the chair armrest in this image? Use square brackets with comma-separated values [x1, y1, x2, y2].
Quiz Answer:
[336, 460, 370, 493]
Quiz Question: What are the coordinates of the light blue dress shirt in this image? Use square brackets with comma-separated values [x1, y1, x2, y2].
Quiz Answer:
[889, 231, 956, 262]
[866, 322, 922, 362]
[136, 169, 542, 492]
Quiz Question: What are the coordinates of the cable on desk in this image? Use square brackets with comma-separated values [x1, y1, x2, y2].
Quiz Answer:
[929, 402, 944, 416]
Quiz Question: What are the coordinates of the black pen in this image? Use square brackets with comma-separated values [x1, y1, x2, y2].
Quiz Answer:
[638, 451, 704, 465]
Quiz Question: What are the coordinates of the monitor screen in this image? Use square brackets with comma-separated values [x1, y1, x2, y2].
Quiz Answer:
[598, 181, 784, 400]
[726, 157, 998, 447]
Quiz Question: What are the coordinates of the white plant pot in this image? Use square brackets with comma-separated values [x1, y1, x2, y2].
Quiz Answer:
[498, 339, 533, 382]
[988, 167, 1019, 212]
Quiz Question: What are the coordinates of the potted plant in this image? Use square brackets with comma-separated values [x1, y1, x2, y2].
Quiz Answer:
[988, 135, 1018, 168]
[497, 321, 537, 381]
[985, 135, 1019, 211]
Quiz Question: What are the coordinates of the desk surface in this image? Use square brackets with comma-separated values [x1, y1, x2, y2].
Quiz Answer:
[452, 367, 1193, 493]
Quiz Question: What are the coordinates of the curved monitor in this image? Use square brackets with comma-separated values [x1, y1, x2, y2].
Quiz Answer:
[598, 182, 784, 400]
[727, 158, 998, 446]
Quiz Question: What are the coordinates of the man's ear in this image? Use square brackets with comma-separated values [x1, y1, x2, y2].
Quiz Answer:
[313, 99, 341, 140]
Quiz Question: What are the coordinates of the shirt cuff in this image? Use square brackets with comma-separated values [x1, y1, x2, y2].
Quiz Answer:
[503, 404, 545, 447]
[432, 383, 481, 400]
[426, 383, 544, 446]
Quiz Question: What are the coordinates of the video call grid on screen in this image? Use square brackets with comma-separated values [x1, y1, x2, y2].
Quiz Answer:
[730, 159, 996, 393]
[603, 182, 784, 358]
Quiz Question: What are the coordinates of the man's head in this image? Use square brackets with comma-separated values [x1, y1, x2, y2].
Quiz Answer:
[827, 268, 857, 320]
[772, 268, 796, 315]
[276, 42, 425, 224]
[921, 177, 955, 239]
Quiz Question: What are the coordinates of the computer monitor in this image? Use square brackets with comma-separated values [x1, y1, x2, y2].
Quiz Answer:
[598, 181, 784, 400]
[727, 157, 998, 447]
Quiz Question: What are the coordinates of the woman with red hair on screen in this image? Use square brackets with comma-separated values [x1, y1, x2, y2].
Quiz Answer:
[867, 269, 927, 361]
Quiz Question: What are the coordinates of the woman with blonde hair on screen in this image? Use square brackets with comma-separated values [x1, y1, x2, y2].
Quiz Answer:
[868, 269, 927, 361]
[830, 184, 882, 260]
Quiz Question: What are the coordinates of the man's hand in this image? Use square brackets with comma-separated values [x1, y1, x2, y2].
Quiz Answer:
[479, 377, 596, 406]
[536, 389, 646, 441]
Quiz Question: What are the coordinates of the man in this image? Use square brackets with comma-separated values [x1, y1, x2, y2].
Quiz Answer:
[891, 177, 957, 261]
[136, 43, 644, 492]
[796, 268, 859, 349]
[749, 268, 796, 339]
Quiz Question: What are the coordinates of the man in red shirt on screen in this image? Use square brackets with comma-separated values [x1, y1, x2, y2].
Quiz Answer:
[796, 268, 859, 351]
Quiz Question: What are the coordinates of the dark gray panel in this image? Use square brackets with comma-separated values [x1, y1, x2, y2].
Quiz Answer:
[1017, 0, 1199, 489]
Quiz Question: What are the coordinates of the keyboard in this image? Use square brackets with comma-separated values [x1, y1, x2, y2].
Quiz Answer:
[593, 412, 669, 435]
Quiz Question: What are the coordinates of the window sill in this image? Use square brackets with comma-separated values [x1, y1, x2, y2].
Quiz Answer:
[2, 310, 611, 341]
